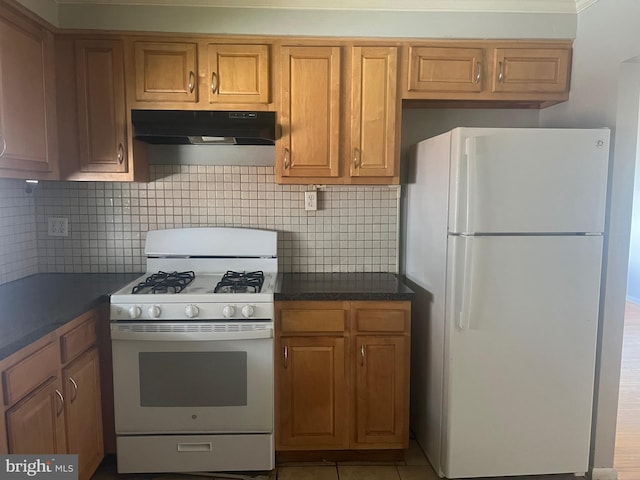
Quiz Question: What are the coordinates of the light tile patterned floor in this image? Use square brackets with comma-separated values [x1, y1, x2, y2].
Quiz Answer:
[92, 439, 585, 480]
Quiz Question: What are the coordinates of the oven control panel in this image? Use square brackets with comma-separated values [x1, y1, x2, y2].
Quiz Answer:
[110, 302, 274, 321]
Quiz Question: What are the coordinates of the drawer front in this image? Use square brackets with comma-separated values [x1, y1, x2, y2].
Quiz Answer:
[352, 302, 410, 333]
[280, 309, 345, 334]
[2, 342, 58, 406]
[60, 318, 97, 364]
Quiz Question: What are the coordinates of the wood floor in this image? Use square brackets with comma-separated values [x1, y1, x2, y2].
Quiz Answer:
[614, 302, 640, 480]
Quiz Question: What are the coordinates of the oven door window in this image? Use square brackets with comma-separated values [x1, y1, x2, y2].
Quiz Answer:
[112, 336, 273, 434]
[139, 352, 247, 407]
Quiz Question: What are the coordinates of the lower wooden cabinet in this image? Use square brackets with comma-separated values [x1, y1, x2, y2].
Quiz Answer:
[354, 335, 408, 446]
[63, 347, 104, 480]
[277, 336, 348, 449]
[275, 300, 410, 452]
[1, 309, 104, 480]
[5, 379, 67, 454]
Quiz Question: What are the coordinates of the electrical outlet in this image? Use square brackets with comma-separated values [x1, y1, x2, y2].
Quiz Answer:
[304, 191, 317, 211]
[48, 217, 69, 237]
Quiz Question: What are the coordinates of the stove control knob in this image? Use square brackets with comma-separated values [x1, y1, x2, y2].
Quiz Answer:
[185, 304, 199, 318]
[241, 305, 255, 318]
[148, 305, 161, 318]
[222, 305, 236, 318]
[128, 306, 142, 319]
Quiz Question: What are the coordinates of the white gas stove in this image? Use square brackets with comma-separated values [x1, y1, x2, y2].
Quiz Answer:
[109, 227, 277, 474]
[110, 227, 278, 322]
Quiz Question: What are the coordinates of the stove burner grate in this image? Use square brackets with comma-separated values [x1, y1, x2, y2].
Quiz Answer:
[132, 270, 196, 294]
[214, 270, 264, 294]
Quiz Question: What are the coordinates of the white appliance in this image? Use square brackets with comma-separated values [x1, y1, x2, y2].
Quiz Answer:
[109, 227, 278, 474]
[403, 127, 609, 478]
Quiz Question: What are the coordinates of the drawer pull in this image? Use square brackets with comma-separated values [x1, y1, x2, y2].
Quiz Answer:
[177, 442, 212, 452]
[475, 61, 481, 84]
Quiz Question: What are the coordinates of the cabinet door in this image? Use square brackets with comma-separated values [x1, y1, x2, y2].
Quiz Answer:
[6, 380, 66, 454]
[63, 348, 103, 480]
[277, 46, 341, 179]
[350, 46, 398, 178]
[354, 335, 408, 447]
[207, 44, 269, 104]
[0, 6, 57, 178]
[407, 46, 484, 94]
[492, 47, 571, 94]
[133, 41, 198, 103]
[76, 39, 127, 174]
[276, 336, 348, 449]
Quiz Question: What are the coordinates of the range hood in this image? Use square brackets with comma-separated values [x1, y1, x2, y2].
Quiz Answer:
[131, 110, 276, 145]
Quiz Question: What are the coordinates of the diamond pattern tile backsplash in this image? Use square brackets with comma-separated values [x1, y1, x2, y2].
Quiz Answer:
[18, 165, 398, 278]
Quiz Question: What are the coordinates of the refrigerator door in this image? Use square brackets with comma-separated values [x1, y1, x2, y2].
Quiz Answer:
[443, 234, 602, 478]
[449, 128, 609, 234]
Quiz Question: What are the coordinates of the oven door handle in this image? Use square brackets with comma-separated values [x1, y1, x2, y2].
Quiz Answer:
[110, 328, 273, 342]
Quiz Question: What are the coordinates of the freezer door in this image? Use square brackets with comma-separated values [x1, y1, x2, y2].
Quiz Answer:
[443, 234, 602, 478]
[449, 128, 609, 234]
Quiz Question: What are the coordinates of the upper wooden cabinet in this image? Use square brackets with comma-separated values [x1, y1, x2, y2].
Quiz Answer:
[491, 47, 571, 94]
[75, 39, 128, 175]
[350, 46, 399, 179]
[206, 43, 270, 104]
[132, 41, 198, 103]
[56, 36, 148, 182]
[276, 44, 401, 185]
[408, 46, 485, 94]
[404, 41, 572, 107]
[277, 45, 341, 179]
[127, 38, 271, 109]
[0, 3, 58, 180]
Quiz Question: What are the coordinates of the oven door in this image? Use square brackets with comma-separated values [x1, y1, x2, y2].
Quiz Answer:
[111, 322, 273, 435]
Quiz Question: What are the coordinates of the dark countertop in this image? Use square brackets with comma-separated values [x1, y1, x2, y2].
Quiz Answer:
[0, 271, 412, 361]
[275, 273, 414, 301]
[0, 273, 141, 361]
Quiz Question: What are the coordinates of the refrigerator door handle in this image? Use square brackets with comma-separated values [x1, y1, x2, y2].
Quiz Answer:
[464, 137, 478, 233]
[458, 236, 476, 330]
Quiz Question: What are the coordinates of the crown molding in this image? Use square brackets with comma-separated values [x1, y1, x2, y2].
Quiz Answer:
[53, 0, 583, 14]
[575, 0, 600, 12]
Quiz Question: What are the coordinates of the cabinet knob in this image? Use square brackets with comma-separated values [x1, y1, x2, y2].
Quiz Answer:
[284, 345, 288, 368]
[360, 344, 365, 366]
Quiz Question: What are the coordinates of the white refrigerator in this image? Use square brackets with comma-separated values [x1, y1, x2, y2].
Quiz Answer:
[403, 127, 610, 478]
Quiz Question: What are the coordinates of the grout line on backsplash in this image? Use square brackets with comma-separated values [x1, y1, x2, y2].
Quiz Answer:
[25, 165, 398, 275]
